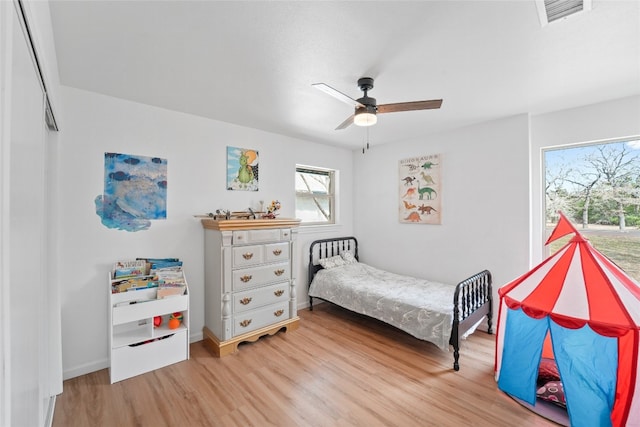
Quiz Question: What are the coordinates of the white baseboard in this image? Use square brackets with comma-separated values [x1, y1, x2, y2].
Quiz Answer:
[63, 358, 109, 381]
[189, 331, 203, 343]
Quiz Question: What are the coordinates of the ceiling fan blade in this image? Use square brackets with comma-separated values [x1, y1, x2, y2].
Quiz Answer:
[377, 99, 443, 114]
[312, 83, 365, 108]
[335, 114, 354, 130]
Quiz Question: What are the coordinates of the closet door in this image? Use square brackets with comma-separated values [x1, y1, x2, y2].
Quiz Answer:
[8, 4, 48, 426]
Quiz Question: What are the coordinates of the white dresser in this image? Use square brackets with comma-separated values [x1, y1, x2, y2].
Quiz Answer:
[201, 218, 300, 356]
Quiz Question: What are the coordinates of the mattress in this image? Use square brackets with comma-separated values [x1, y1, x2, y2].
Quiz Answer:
[309, 262, 458, 350]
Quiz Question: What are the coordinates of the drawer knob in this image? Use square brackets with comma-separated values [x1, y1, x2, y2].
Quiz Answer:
[274, 289, 284, 297]
[274, 269, 285, 276]
[274, 309, 284, 317]
[240, 297, 252, 305]
[240, 275, 252, 283]
[272, 249, 282, 256]
[242, 252, 254, 260]
[239, 319, 252, 328]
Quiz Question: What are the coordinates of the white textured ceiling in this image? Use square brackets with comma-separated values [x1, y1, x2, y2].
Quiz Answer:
[49, 0, 640, 149]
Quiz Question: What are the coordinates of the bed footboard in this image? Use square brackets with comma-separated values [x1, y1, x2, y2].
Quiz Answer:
[449, 269, 493, 371]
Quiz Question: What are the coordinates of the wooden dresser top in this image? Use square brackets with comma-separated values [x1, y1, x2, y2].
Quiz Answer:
[200, 218, 300, 231]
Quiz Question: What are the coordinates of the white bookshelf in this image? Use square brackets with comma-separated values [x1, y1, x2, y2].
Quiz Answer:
[108, 269, 189, 383]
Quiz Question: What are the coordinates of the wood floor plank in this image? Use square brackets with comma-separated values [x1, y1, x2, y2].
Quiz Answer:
[53, 305, 558, 426]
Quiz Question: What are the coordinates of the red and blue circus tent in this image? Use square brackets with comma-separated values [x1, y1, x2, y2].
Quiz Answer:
[495, 212, 640, 427]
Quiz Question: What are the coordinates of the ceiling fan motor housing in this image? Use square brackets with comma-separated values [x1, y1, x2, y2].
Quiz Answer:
[357, 77, 375, 92]
[357, 97, 377, 110]
[357, 77, 377, 110]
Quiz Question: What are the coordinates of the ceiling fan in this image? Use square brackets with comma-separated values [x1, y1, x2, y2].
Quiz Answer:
[312, 77, 443, 130]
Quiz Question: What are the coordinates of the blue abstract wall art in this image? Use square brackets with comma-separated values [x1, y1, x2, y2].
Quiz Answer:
[95, 152, 167, 231]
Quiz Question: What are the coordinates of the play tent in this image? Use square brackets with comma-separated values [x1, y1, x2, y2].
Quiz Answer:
[495, 212, 640, 427]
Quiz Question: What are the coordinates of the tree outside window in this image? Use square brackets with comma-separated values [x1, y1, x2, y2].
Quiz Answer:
[544, 138, 640, 280]
[295, 166, 335, 225]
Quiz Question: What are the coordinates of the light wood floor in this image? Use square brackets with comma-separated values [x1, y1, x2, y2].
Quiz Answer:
[53, 305, 557, 427]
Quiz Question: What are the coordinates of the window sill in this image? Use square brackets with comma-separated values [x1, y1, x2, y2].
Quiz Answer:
[297, 223, 343, 234]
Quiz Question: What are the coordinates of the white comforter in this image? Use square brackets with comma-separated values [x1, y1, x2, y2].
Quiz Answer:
[308, 262, 458, 350]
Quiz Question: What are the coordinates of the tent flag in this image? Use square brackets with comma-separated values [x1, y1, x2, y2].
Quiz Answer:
[545, 211, 579, 245]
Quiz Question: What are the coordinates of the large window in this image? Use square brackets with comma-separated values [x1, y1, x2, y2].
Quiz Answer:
[544, 138, 640, 280]
[295, 166, 335, 225]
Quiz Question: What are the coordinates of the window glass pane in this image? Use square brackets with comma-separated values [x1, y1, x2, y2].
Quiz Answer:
[295, 170, 330, 195]
[544, 139, 640, 281]
[296, 195, 331, 222]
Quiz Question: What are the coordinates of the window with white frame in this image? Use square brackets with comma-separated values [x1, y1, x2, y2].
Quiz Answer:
[544, 138, 640, 281]
[295, 166, 335, 225]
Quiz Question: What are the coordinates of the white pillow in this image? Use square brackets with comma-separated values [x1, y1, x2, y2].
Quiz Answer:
[341, 251, 358, 264]
[318, 255, 346, 269]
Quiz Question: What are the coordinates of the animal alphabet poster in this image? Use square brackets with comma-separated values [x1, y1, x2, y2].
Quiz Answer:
[227, 146, 259, 191]
[399, 154, 441, 224]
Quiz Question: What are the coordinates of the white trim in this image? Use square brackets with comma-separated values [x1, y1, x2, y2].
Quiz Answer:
[13, 0, 58, 130]
[0, 1, 14, 424]
[297, 224, 344, 235]
[190, 330, 203, 343]
[44, 395, 55, 427]
[542, 135, 640, 152]
[63, 359, 109, 381]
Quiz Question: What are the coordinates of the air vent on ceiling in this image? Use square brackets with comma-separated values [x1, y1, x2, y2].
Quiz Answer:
[536, 0, 592, 26]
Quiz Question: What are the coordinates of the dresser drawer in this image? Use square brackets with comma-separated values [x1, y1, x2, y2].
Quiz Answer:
[233, 228, 282, 244]
[280, 229, 292, 240]
[232, 244, 265, 268]
[233, 302, 289, 336]
[232, 262, 290, 291]
[233, 282, 289, 313]
[264, 242, 289, 263]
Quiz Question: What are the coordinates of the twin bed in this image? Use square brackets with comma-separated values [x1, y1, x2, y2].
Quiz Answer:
[307, 237, 493, 371]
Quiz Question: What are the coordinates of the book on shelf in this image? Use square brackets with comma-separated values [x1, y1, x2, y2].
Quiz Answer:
[156, 269, 185, 283]
[137, 257, 183, 271]
[111, 257, 186, 297]
[113, 259, 148, 279]
[157, 284, 187, 299]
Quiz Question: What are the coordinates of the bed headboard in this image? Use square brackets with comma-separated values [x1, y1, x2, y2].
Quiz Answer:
[308, 236, 358, 286]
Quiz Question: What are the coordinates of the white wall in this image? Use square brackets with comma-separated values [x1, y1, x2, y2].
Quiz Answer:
[352, 114, 532, 315]
[52, 86, 640, 382]
[530, 95, 640, 262]
[351, 95, 640, 314]
[58, 86, 354, 379]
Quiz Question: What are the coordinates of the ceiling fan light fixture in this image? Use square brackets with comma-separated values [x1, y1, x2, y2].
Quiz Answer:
[354, 107, 377, 127]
